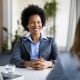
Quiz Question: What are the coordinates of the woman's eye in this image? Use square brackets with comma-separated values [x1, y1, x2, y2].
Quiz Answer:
[29, 21, 34, 24]
[37, 22, 40, 24]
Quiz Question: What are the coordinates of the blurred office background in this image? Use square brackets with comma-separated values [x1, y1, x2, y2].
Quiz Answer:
[0, 0, 80, 65]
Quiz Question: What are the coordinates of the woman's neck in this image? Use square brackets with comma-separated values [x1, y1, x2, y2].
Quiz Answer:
[31, 34, 40, 43]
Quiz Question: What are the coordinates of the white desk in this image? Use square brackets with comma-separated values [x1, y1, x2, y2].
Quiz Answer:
[0, 66, 52, 80]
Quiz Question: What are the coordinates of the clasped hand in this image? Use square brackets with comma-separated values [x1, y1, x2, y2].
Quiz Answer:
[31, 58, 51, 70]
[24, 58, 53, 70]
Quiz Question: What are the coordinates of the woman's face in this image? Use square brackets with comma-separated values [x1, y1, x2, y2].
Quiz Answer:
[27, 15, 42, 35]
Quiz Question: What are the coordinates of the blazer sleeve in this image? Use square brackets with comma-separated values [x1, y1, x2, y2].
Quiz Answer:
[51, 38, 59, 63]
[10, 38, 25, 68]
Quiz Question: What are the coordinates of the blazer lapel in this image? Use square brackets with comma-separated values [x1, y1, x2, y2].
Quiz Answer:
[23, 40, 31, 56]
[39, 39, 48, 57]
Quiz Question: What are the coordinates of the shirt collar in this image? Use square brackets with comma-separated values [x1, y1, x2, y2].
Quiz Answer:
[25, 33, 48, 41]
[40, 33, 48, 40]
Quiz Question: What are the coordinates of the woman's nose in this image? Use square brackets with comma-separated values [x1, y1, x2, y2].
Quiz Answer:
[34, 23, 38, 27]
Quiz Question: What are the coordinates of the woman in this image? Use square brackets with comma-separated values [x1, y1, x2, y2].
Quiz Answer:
[10, 5, 58, 70]
[47, 17, 80, 80]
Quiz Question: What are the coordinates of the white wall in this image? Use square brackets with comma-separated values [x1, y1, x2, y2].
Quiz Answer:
[77, 0, 80, 19]
[56, 0, 71, 50]
[3, 0, 12, 49]
[66, 0, 77, 50]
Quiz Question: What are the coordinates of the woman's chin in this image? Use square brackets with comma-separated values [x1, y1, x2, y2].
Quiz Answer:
[32, 31, 40, 35]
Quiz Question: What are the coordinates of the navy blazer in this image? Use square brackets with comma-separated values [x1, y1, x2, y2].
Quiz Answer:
[10, 37, 58, 68]
[47, 52, 80, 80]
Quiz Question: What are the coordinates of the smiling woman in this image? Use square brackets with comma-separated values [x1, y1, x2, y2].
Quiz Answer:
[27, 15, 42, 39]
[10, 4, 59, 70]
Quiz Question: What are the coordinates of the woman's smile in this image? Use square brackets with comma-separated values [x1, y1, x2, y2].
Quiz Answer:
[27, 15, 42, 35]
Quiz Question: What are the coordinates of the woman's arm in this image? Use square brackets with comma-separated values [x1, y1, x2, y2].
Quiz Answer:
[22, 58, 53, 70]
[51, 38, 59, 63]
[10, 38, 25, 68]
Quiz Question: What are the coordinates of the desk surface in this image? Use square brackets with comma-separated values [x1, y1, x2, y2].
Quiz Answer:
[0, 66, 52, 80]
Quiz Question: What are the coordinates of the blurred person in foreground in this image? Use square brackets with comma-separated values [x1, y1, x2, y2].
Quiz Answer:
[47, 17, 80, 80]
[10, 5, 59, 70]
[0, 73, 3, 80]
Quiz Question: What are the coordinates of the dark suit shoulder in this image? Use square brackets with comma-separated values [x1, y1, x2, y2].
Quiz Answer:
[17, 36, 28, 39]
[18, 37, 29, 41]
[46, 37, 55, 41]
[46, 37, 56, 45]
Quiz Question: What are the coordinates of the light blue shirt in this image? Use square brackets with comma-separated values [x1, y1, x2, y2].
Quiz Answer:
[27, 33, 47, 61]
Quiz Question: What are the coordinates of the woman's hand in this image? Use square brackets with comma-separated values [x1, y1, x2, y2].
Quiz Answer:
[23, 58, 53, 70]
[32, 58, 53, 70]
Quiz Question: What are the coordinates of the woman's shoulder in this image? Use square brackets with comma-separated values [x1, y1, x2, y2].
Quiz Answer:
[46, 37, 57, 44]
[46, 37, 55, 41]
[18, 36, 29, 41]
[14, 37, 29, 45]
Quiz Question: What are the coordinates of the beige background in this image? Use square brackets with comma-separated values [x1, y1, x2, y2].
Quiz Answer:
[0, 0, 3, 53]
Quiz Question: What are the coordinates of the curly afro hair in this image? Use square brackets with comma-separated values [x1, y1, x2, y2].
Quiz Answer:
[21, 4, 46, 31]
